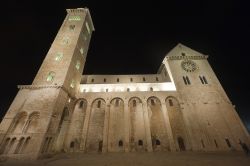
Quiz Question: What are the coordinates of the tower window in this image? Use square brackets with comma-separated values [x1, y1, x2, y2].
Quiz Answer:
[199, 76, 204, 84]
[201, 139, 205, 148]
[70, 80, 75, 88]
[156, 139, 161, 145]
[156, 77, 159, 81]
[151, 99, 155, 106]
[85, 22, 91, 34]
[183, 76, 191, 85]
[115, 99, 119, 107]
[133, 100, 136, 107]
[80, 48, 84, 55]
[46, 72, 55, 82]
[169, 99, 173, 106]
[69, 25, 75, 31]
[55, 52, 63, 61]
[97, 100, 101, 108]
[75, 60, 80, 70]
[130, 78, 133, 82]
[225, 139, 231, 148]
[203, 76, 208, 84]
[79, 101, 84, 108]
[118, 140, 123, 147]
[117, 78, 119, 82]
[143, 77, 146, 82]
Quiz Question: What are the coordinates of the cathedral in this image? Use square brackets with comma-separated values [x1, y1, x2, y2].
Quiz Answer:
[0, 8, 249, 160]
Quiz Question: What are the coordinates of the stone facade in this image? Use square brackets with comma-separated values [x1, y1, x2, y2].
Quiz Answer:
[0, 8, 249, 160]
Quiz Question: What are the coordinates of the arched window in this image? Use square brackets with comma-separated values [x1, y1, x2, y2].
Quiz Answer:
[14, 137, 25, 154]
[47, 71, 55, 82]
[133, 100, 136, 107]
[151, 99, 155, 106]
[186, 76, 191, 85]
[199, 76, 204, 84]
[203, 76, 208, 84]
[169, 99, 173, 106]
[97, 100, 101, 108]
[79, 101, 84, 108]
[6, 138, 16, 154]
[0, 138, 10, 154]
[118, 140, 123, 147]
[69, 25, 75, 30]
[138, 140, 143, 146]
[156, 139, 161, 145]
[70, 141, 75, 148]
[115, 99, 119, 107]
[177, 137, 186, 151]
[80, 47, 84, 54]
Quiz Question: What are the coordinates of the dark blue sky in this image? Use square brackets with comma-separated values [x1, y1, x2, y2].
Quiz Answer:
[0, 0, 249, 131]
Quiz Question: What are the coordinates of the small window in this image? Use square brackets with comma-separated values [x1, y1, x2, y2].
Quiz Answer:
[55, 52, 63, 61]
[203, 76, 208, 84]
[186, 76, 191, 85]
[104, 78, 106, 82]
[106, 89, 108, 92]
[69, 25, 75, 31]
[91, 79, 94, 83]
[201, 139, 205, 148]
[85, 22, 91, 34]
[47, 72, 55, 82]
[80, 48, 84, 54]
[97, 100, 101, 108]
[75, 60, 80, 70]
[214, 139, 218, 148]
[143, 77, 146, 82]
[130, 78, 133, 82]
[156, 77, 159, 81]
[156, 139, 161, 145]
[183, 76, 187, 85]
[199, 76, 204, 84]
[169, 99, 173, 106]
[115, 99, 119, 107]
[118, 140, 123, 147]
[151, 99, 155, 106]
[150, 87, 153, 91]
[79, 101, 84, 108]
[133, 100, 136, 107]
[181, 52, 186, 56]
[127, 88, 130, 92]
[70, 80, 75, 88]
[138, 140, 143, 146]
[117, 78, 119, 82]
[225, 139, 231, 147]
[70, 141, 75, 148]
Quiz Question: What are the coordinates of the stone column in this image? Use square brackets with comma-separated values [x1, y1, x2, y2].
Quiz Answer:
[80, 103, 92, 152]
[161, 102, 176, 151]
[102, 104, 110, 153]
[124, 102, 130, 152]
[142, 101, 153, 152]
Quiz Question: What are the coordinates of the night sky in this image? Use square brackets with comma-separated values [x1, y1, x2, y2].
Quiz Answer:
[0, 0, 249, 131]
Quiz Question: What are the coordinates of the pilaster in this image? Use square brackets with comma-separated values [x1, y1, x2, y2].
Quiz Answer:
[80, 103, 91, 151]
[142, 101, 153, 152]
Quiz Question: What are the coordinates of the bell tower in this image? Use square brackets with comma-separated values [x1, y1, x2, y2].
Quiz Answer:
[0, 8, 94, 159]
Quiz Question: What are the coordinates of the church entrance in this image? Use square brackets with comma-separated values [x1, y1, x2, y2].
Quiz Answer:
[177, 137, 186, 151]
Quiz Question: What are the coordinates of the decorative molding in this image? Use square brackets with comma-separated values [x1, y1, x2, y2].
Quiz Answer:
[166, 55, 208, 61]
